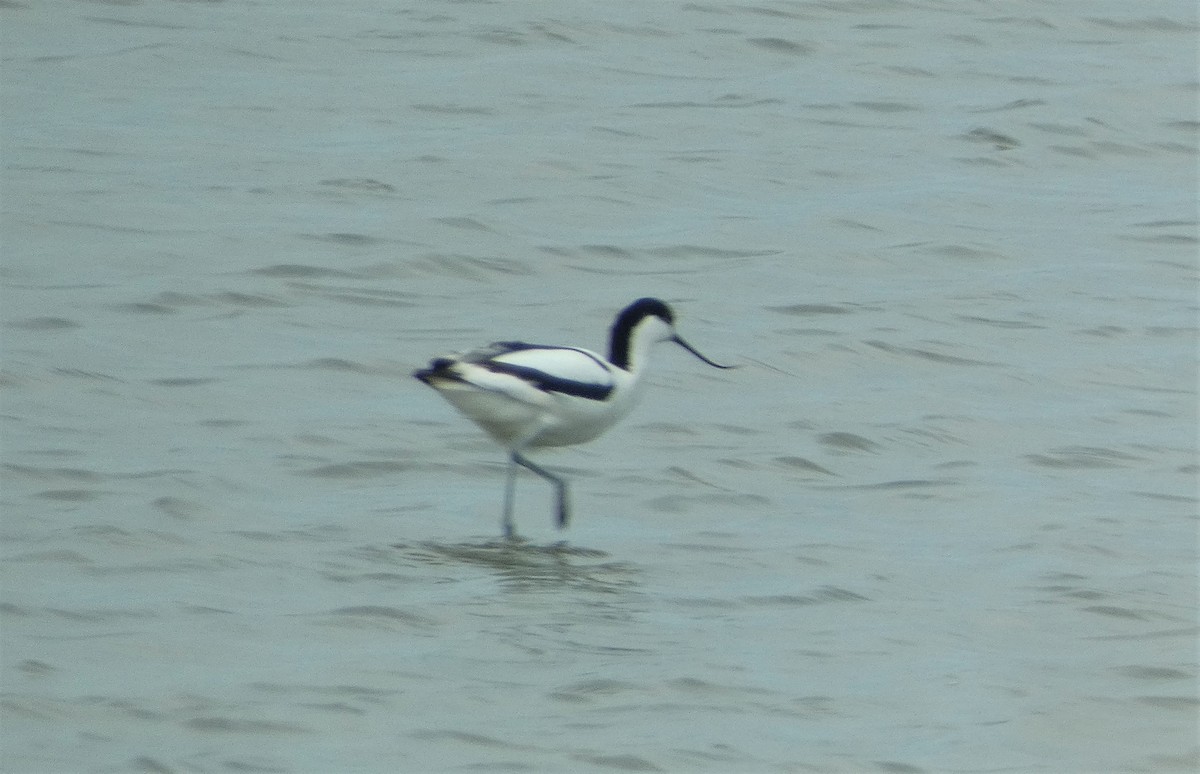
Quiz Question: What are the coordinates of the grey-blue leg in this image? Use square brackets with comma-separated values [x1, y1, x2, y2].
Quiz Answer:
[512, 450, 570, 529]
[502, 453, 519, 539]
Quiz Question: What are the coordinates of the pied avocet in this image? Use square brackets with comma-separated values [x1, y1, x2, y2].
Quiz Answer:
[414, 297, 733, 538]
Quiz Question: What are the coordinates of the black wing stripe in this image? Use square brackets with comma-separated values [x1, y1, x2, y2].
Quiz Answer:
[484, 361, 613, 401]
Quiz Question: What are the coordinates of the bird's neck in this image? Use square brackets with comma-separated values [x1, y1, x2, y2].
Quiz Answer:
[609, 327, 631, 370]
[609, 327, 657, 375]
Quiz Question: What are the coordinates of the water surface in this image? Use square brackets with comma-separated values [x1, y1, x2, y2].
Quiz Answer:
[2, 1, 1197, 771]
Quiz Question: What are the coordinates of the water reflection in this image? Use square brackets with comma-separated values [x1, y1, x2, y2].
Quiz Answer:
[394, 540, 642, 594]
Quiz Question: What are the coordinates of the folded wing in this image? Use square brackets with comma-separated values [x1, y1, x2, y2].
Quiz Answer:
[421, 342, 616, 405]
[479, 343, 615, 401]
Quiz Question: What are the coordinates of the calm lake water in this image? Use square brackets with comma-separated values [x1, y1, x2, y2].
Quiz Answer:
[2, 1, 1197, 772]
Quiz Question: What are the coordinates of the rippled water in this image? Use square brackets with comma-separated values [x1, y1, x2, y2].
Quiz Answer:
[2, 1, 1197, 772]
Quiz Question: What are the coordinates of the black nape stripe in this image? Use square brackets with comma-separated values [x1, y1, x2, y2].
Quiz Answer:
[609, 298, 673, 370]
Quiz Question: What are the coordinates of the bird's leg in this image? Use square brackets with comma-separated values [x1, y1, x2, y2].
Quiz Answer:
[513, 450, 570, 529]
[502, 452, 519, 540]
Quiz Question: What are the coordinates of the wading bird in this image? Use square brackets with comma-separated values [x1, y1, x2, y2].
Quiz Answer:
[414, 297, 734, 538]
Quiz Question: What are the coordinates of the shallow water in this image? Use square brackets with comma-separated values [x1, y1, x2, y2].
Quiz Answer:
[2, 1, 1198, 772]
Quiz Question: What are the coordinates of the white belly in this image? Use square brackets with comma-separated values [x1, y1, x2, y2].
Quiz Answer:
[430, 377, 643, 449]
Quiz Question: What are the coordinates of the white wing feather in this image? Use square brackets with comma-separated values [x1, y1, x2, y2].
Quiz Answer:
[489, 346, 613, 388]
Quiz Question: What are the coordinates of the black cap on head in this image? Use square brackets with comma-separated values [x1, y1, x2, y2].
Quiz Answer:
[609, 298, 674, 368]
[624, 297, 674, 324]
